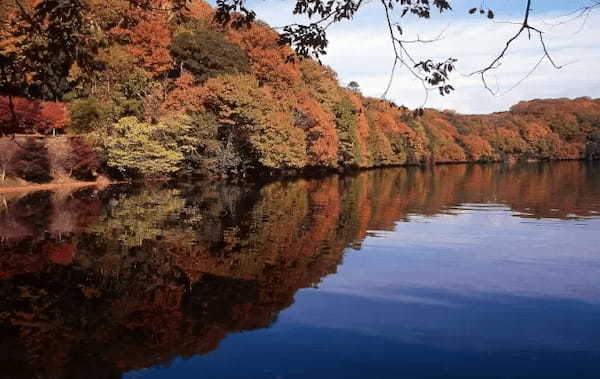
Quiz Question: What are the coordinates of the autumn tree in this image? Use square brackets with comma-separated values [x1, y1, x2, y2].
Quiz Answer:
[226, 22, 301, 88]
[42, 136, 98, 180]
[2, 0, 599, 181]
[458, 134, 495, 162]
[202, 74, 307, 171]
[103, 117, 182, 177]
[125, 13, 174, 77]
[68, 97, 114, 133]
[178, 112, 242, 176]
[0, 0, 99, 100]
[0, 96, 69, 134]
[295, 93, 339, 167]
[161, 72, 206, 115]
[586, 131, 600, 160]
[39, 101, 70, 134]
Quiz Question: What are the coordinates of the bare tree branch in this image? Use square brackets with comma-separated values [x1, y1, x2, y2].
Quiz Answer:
[467, 0, 563, 95]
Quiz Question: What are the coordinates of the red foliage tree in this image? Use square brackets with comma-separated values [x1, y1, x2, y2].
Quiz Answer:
[39, 102, 70, 134]
[0, 96, 69, 134]
[69, 137, 100, 180]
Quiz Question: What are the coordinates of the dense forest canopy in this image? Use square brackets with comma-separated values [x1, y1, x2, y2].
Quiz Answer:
[0, 0, 599, 182]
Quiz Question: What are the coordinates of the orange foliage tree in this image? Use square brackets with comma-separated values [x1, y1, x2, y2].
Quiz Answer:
[123, 13, 173, 77]
[294, 92, 339, 167]
[226, 22, 300, 88]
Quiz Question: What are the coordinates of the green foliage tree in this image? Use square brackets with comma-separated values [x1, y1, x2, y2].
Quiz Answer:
[103, 116, 199, 177]
[170, 26, 249, 82]
[68, 97, 113, 133]
[333, 96, 362, 167]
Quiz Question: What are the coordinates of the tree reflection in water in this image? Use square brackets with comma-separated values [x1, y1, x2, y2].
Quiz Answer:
[0, 161, 599, 378]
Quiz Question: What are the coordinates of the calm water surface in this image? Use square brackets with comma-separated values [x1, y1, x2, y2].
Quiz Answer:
[1, 162, 599, 378]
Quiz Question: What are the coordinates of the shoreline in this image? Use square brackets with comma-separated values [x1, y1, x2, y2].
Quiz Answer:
[1, 159, 596, 194]
[0, 180, 110, 194]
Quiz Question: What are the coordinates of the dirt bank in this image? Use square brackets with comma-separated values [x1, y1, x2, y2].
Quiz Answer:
[0, 178, 110, 194]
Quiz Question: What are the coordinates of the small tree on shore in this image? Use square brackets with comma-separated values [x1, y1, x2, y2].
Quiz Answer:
[70, 137, 99, 180]
[0, 138, 21, 181]
[14, 138, 51, 183]
[46, 138, 75, 179]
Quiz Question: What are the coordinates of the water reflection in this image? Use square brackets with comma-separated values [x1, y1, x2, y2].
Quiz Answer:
[0, 162, 599, 378]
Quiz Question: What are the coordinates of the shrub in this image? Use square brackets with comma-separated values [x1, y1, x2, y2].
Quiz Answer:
[15, 138, 51, 183]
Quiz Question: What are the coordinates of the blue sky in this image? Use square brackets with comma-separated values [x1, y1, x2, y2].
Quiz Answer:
[207, 1, 600, 113]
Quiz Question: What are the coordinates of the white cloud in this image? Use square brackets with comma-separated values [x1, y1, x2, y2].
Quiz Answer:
[323, 11, 600, 113]
[241, 1, 600, 113]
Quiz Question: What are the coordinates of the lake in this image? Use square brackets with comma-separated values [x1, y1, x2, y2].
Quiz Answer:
[1, 161, 599, 379]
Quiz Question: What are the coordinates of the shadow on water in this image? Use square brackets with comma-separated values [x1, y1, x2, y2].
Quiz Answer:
[0, 161, 599, 378]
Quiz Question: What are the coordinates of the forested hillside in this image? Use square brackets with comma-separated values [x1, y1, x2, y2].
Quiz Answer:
[1, 0, 599, 184]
